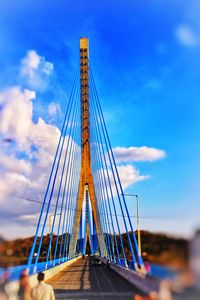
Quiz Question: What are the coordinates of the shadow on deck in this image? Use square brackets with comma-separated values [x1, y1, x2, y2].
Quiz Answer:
[47, 256, 146, 299]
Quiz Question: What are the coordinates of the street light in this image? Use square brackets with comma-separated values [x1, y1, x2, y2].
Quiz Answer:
[122, 193, 142, 257]
[49, 213, 61, 261]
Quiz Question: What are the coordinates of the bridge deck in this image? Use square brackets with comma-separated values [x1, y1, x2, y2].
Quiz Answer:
[47, 256, 145, 299]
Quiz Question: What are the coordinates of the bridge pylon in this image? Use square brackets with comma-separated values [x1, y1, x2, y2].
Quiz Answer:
[69, 38, 107, 257]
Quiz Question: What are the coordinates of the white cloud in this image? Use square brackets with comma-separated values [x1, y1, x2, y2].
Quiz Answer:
[20, 50, 41, 78]
[0, 88, 61, 158]
[0, 86, 60, 224]
[94, 164, 148, 201]
[41, 60, 54, 75]
[0, 153, 31, 175]
[0, 51, 66, 238]
[20, 50, 54, 89]
[175, 24, 199, 47]
[48, 102, 61, 118]
[0, 87, 60, 152]
[117, 164, 149, 189]
[113, 146, 166, 163]
[0, 87, 35, 143]
[0, 83, 81, 237]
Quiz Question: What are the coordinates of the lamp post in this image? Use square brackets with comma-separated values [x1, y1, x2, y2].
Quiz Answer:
[122, 193, 142, 257]
[49, 213, 61, 261]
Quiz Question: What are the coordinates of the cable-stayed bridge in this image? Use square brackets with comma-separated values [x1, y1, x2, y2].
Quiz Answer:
[2, 38, 162, 298]
[26, 37, 144, 274]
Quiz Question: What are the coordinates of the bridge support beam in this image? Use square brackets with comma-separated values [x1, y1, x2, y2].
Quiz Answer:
[69, 38, 107, 258]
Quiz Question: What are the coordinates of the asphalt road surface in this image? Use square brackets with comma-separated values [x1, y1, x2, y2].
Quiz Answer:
[47, 256, 145, 300]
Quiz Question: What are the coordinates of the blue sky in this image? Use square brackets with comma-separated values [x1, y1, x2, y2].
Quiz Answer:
[0, 0, 199, 239]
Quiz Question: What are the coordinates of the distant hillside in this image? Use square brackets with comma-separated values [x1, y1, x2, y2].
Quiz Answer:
[126, 231, 188, 269]
[0, 236, 6, 244]
[0, 234, 67, 267]
[0, 236, 34, 267]
[0, 231, 188, 269]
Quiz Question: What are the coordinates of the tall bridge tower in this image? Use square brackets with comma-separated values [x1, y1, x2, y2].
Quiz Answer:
[69, 38, 107, 257]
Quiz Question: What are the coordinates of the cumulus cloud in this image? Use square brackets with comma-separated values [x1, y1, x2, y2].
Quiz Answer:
[0, 86, 61, 227]
[117, 164, 149, 188]
[0, 51, 68, 237]
[0, 153, 31, 175]
[0, 87, 35, 143]
[20, 50, 41, 77]
[20, 50, 54, 89]
[0, 86, 59, 152]
[94, 164, 149, 203]
[48, 102, 61, 118]
[175, 24, 199, 47]
[113, 146, 166, 163]
[0, 81, 82, 236]
[41, 61, 54, 75]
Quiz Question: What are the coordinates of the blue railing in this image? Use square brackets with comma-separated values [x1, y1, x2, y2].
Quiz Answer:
[1, 256, 177, 282]
[115, 257, 127, 267]
[116, 259, 176, 280]
[127, 260, 136, 270]
[149, 264, 177, 279]
[0, 256, 76, 282]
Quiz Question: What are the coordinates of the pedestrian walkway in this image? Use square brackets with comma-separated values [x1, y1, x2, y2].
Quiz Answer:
[47, 256, 145, 299]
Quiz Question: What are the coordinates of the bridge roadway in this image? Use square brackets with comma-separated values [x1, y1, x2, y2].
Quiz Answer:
[47, 256, 145, 299]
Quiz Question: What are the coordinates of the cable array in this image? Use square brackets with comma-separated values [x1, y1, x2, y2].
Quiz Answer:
[27, 61, 145, 274]
[89, 66, 145, 271]
[27, 69, 81, 272]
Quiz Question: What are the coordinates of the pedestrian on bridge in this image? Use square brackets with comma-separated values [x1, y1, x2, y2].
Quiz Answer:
[18, 270, 32, 300]
[32, 272, 55, 300]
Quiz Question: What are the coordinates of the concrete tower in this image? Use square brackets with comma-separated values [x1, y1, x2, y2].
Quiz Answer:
[69, 38, 107, 257]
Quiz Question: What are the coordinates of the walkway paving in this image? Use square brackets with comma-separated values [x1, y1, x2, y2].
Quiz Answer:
[47, 256, 144, 299]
